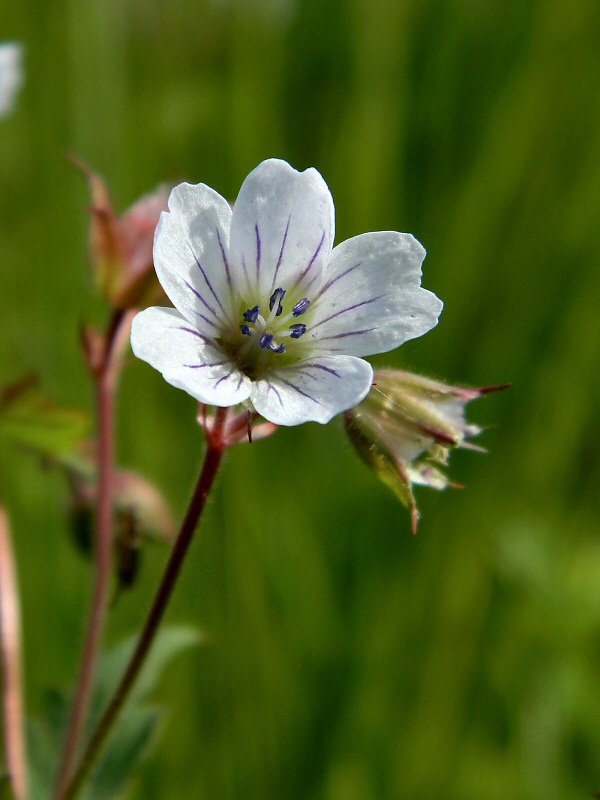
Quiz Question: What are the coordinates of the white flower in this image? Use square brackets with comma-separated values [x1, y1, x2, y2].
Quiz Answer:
[131, 159, 443, 426]
[0, 42, 24, 118]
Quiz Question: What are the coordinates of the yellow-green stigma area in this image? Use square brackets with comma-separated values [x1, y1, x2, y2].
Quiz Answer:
[220, 287, 311, 380]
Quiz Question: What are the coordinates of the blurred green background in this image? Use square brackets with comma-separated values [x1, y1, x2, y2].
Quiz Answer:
[2, 0, 600, 797]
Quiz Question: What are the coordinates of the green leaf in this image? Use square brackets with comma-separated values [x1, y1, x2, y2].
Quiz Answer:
[83, 707, 161, 800]
[81, 626, 202, 800]
[91, 625, 203, 715]
[0, 375, 89, 460]
[27, 626, 203, 800]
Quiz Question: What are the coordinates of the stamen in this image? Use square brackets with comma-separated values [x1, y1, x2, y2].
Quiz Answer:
[243, 305, 259, 323]
[289, 323, 307, 339]
[259, 331, 286, 354]
[269, 287, 286, 316]
[237, 289, 300, 359]
[292, 298, 310, 316]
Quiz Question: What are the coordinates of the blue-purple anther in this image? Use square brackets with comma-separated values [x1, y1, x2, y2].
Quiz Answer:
[240, 324, 252, 336]
[269, 287, 286, 316]
[289, 323, 307, 339]
[243, 305, 260, 323]
[259, 332, 286, 354]
[292, 298, 311, 317]
[259, 332, 274, 349]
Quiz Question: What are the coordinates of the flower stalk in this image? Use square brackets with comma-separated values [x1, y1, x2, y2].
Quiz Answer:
[61, 407, 229, 800]
[54, 309, 135, 800]
[0, 506, 28, 800]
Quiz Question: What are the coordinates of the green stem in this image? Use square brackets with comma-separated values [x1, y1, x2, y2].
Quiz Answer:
[62, 407, 229, 800]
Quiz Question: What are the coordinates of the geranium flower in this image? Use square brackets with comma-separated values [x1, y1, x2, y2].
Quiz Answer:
[131, 159, 443, 426]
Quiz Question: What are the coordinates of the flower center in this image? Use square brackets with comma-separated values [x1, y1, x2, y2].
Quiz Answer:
[230, 287, 311, 377]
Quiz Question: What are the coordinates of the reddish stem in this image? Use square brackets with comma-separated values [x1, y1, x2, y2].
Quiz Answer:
[62, 407, 229, 800]
[0, 507, 28, 800]
[54, 310, 133, 800]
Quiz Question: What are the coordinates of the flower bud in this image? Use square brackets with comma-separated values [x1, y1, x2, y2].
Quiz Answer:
[73, 157, 170, 309]
[65, 461, 175, 586]
[344, 370, 508, 533]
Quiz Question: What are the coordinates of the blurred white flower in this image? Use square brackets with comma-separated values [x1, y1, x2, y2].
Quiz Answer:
[131, 159, 442, 426]
[0, 42, 24, 118]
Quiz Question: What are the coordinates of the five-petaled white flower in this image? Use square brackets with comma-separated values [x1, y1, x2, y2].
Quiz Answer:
[131, 159, 443, 426]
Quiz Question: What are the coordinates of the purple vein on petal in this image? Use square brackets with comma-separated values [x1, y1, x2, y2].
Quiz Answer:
[266, 382, 284, 407]
[236, 374, 245, 391]
[214, 370, 234, 389]
[304, 362, 341, 378]
[183, 360, 228, 369]
[293, 364, 340, 382]
[312, 262, 363, 303]
[193, 310, 219, 329]
[184, 279, 218, 318]
[241, 253, 250, 284]
[177, 326, 212, 344]
[255, 224, 262, 280]
[300, 268, 322, 296]
[310, 296, 384, 332]
[216, 228, 232, 290]
[316, 328, 377, 341]
[272, 215, 291, 286]
[276, 377, 320, 404]
[294, 229, 326, 288]
[293, 368, 319, 382]
[187, 241, 229, 319]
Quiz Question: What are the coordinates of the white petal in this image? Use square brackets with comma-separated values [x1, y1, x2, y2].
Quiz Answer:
[251, 356, 373, 426]
[131, 306, 251, 406]
[307, 232, 443, 357]
[229, 159, 335, 302]
[153, 183, 235, 335]
[0, 42, 24, 117]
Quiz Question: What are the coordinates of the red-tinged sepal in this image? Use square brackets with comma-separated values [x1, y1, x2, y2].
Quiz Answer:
[345, 370, 508, 533]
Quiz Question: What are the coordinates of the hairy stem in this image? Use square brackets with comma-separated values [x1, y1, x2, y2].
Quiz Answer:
[0, 506, 28, 800]
[62, 407, 229, 800]
[54, 310, 133, 800]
